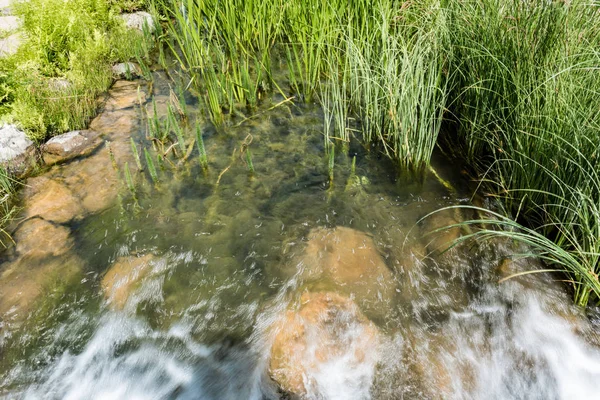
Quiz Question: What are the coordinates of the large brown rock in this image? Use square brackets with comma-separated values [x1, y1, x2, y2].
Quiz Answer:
[299, 227, 395, 314]
[0, 253, 83, 318]
[101, 253, 156, 309]
[13, 217, 74, 258]
[102, 80, 147, 111]
[22, 176, 85, 224]
[0, 217, 82, 317]
[420, 208, 463, 255]
[41, 130, 102, 166]
[269, 291, 381, 397]
[62, 149, 121, 215]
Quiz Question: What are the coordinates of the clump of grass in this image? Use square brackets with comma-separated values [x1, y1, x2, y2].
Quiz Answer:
[245, 148, 254, 174]
[130, 138, 143, 170]
[144, 147, 159, 183]
[196, 124, 208, 170]
[123, 162, 135, 195]
[328, 145, 335, 186]
[443, 0, 600, 306]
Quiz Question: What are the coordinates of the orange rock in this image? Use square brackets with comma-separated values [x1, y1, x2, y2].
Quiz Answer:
[269, 291, 381, 396]
[22, 176, 85, 224]
[101, 254, 156, 309]
[299, 226, 395, 314]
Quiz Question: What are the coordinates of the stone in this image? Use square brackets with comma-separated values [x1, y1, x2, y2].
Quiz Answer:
[22, 176, 85, 223]
[41, 130, 102, 166]
[101, 253, 156, 309]
[121, 11, 155, 33]
[112, 62, 143, 79]
[0, 15, 20, 31]
[102, 80, 147, 111]
[0, 32, 21, 56]
[299, 226, 395, 314]
[420, 208, 463, 254]
[13, 217, 74, 258]
[269, 291, 381, 397]
[62, 146, 122, 215]
[0, 252, 83, 318]
[47, 78, 73, 91]
[0, 124, 36, 177]
[0, 216, 83, 318]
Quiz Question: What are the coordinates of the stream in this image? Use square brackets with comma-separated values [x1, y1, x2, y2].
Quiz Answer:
[1, 71, 600, 400]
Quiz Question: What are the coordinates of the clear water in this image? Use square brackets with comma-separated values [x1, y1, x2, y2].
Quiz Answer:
[1, 72, 600, 400]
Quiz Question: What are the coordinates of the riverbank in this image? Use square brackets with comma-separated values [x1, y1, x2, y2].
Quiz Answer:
[0, 0, 157, 242]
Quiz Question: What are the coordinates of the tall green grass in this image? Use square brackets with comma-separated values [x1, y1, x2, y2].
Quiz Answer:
[444, 0, 600, 306]
[159, 0, 449, 175]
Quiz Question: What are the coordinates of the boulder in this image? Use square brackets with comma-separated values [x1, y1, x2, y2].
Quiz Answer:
[420, 208, 463, 255]
[13, 217, 74, 258]
[41, 130, 102, 166]
[102, 80, 147, 111]
[21, 176, 85, 224]
[101, 253, 156, 309]
[0, 253, 83, 318]
[0, 31, 21, 56]
[0, 217, 82, 317]
[0, 124, 36, 177]
[121, 11, 155, 33]
[0, 15, 20, 31]
[112, 62, 143, 79]
[299, 226, 395, 314]
[269, 291, 381, 398]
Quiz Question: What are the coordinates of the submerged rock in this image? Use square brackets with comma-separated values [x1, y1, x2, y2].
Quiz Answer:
[22, 176, 85, 224]
[420, 208, 464, 255]
[269, 291, 381, 397]
[0, 217, 82, 317]
[0, 124, 36, 177]
[121, 11, 155, 32]
[41, 130, 102, 166]
[13, 217, 74, 258]
[102, 80, 147, 111]
[299, 226, 396, 315]
[101, 253, 157, 309]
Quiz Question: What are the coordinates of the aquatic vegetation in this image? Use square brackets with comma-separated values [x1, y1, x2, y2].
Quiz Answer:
[328, 145, 335, 186]
[144, 147, 159, 184]
[159, 0, 448, 176]
[196, 125, 208, 170]
[245, 148, 254, 175]
[130, 138, 142, 170]
[123, 162, 135, 195]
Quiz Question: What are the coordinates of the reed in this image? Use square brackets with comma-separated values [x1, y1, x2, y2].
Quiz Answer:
[130, 138, 143, 170]
[196, 124, 208, 170]
[124, 162, 135, 194]
[144, 147, 159, 183]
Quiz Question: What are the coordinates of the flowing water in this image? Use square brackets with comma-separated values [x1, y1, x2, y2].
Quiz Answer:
[1, 71, 600, 399]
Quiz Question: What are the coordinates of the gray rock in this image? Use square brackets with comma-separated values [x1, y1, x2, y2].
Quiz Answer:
[121, 11, 155, 33]
[0, 32, 21, 57]
[0, 124, 36, 177]
[0, 15, 20, 31]
[112, 62, 142, 79]
[48, 78, 73, 91]
[42, 130, 102, 166]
